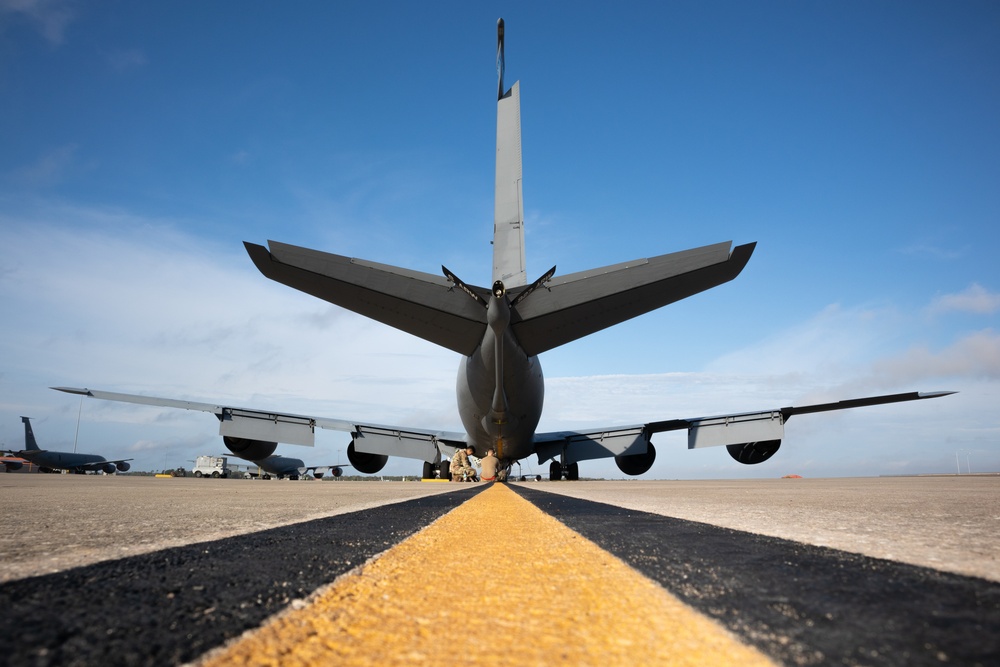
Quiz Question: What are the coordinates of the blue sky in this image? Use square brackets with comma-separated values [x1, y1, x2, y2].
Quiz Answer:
[1, 1, 997, 478]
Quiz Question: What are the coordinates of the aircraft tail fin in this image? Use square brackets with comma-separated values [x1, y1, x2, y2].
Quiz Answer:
[493, 18, 526, 288]
[20, 416, 40, 451]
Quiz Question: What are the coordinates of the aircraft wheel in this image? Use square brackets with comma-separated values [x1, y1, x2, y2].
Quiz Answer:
[549, 460, 563, 481]
[566, 462, 579, 481]
[194, 471, 203, 478]
[422, 461, 435, 479]
[289, 474, 299, 480]
[262, 474, 271, 480]
[439, 460, 451, 481]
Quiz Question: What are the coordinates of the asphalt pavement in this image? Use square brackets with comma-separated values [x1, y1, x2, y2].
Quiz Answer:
[1, 474, 997, 665]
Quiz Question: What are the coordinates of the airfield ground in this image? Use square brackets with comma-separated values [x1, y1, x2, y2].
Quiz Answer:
[1, 475, 997, 665]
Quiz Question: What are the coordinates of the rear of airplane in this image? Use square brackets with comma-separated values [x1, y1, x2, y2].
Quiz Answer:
[20, 416, 40, 451]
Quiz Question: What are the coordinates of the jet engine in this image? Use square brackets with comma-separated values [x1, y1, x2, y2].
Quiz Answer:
[331, 466, 343, 477]
[116, 461, 131, 472]
[615, 442, 657, 476]
[727, 440, 781, 465]
[4, 461, 23, 472]
[347, 441, 387, 475]
[223, 436, 277, 461]
[101, 463, 118, 474]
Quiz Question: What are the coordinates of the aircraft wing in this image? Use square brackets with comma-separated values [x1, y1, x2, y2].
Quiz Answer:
[532, 390, 956, 465]
[52, 387, 468, 464]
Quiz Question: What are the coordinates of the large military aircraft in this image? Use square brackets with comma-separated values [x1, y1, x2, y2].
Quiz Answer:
[5, 417, 132, 474]
[249, 454, 346, 480]
[55, 19, 952, 481]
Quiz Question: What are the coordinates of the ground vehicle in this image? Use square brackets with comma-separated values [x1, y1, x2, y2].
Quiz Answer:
[191, 455, 229, 478]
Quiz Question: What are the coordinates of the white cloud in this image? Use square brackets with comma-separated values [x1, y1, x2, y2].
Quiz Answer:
[927, 283, 1000, 316]
[869, 330, 1000, 383]
[0, 0, 75, 45]
[1, 204, 995, 479]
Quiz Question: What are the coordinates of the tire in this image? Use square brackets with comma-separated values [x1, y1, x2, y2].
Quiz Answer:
[194, 471, 203, 478]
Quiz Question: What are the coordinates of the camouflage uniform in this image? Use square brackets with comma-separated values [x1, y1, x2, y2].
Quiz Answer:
[450, 449, 476, 481]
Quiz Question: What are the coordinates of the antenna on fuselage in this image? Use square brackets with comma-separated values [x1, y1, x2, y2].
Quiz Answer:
[497, 18, 505, 100]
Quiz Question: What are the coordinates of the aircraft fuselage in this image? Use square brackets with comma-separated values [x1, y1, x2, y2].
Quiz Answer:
[456, 288, 544, 461]
[19, 450, 108, 472]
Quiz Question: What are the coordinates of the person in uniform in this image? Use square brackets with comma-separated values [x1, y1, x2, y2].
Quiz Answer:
[450, 446, 478, 482]
[480, 448, 500, 482]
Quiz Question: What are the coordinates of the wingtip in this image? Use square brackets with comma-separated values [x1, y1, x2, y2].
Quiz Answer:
[243, 241, 274, 275]
[52, 386, 91, 396]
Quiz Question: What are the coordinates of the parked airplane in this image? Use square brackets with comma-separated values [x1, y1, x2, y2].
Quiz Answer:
[54, 19, 952, 481]
[6, 417, 132, 474]
[1, 454, 30, 473]
[253, 455, 346, 480]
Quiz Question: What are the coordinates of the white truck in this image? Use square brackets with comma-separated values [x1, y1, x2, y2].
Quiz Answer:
[192, 455, 229, 478]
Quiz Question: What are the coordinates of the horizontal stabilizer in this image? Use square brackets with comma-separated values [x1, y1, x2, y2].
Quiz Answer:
[511, 241, 755, 355]
[245, 242, 489, 355]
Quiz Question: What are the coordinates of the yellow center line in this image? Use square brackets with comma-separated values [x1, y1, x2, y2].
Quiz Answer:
[197, 484, 776, 666]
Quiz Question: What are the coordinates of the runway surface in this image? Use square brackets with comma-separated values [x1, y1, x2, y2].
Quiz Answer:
[1, 475, 997, 665]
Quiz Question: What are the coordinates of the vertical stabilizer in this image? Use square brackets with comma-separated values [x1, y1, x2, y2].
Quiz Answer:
[21, 416, 40, 451]
[493, 19, 527, 288]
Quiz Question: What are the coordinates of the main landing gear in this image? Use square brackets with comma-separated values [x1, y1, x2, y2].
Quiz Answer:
[423, 460, 451, 480]
[548, 460, 579, 481]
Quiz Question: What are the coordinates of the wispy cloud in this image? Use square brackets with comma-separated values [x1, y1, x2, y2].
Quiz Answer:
[897, 241, 965, 261]
[927, 283, 1000, 316]
[870, 330, 1000, 383]
[0, 0, 75, 45]
[8, 144, 80, 188]
[106, 48, 147, 72]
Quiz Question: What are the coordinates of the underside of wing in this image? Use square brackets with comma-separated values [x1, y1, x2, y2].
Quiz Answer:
[52, 387, 467, 467]
[510, 241, 755, 356]
[534, 390, 955, 474]
[245, 241, 489, 356]
[645, 390, 957, 449]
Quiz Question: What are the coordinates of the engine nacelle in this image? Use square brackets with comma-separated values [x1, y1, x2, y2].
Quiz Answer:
[727, 440, 781, 465]
[101, 463, 118, 474]
[4, 461, 23, 472]
[116, 461, 131, 472]
[615, 442, 656, 476]
[347, 441, 387, 475]
[331, 466, 343, 477]
[223, 436, 278, 461]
